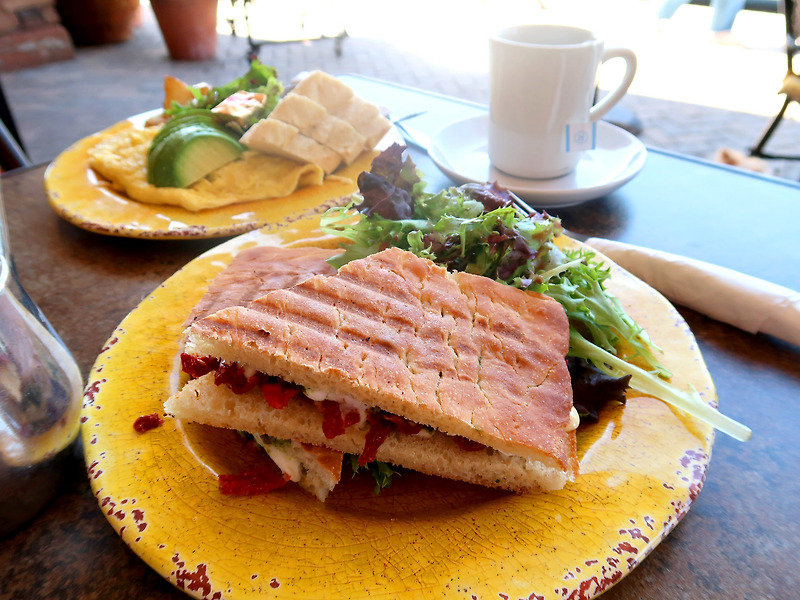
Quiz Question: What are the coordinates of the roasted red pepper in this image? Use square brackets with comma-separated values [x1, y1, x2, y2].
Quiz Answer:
[343, 410, 360, 429]
[260, 381, 299, 409]
[214, 361, 260, 394]
[316, 400, 361, 438]
[218, 466, 290, 496]
[180, 353, 219, 378]
[185, 354, 306, 411]
[359, 413, 394, 466]
[133, 413, 164, 433]
[381, 413, 423, 435]
[319, 400, 347, 439]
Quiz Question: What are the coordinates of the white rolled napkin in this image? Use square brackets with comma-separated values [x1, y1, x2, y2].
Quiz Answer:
[585, 237, 800, 348]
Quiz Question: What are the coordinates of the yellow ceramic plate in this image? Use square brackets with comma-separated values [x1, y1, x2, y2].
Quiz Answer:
[82, 225, 715, 600]
[44, 111, 386, 240]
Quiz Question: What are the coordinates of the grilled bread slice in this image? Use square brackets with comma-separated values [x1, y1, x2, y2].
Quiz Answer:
[330, 95, 391, 149]
[291, 70, 354, 114]
[289, 71, 390, 157]
[241, 71, 390, 173]
[269, 93, 366, 164]
[240, 119, 342, 174]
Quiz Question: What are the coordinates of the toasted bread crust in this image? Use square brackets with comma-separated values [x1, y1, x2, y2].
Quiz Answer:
[184, 245, 340, 327]
[165, 374, 571, 492]
[187, 248, 577, 478]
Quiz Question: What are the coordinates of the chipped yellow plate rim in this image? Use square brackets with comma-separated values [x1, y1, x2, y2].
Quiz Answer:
[43, 110, 383, 240]
[82, 225, 716, 600]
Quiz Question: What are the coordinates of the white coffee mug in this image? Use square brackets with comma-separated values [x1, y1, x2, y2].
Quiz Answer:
[489, 24, 637, 180]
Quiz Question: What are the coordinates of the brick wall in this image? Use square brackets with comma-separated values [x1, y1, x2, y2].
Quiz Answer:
[0, 0, 74, 72]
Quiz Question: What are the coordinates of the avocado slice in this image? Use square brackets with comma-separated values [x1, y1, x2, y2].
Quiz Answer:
[147, 123, 244, 188]
[151, 109, 231, 147]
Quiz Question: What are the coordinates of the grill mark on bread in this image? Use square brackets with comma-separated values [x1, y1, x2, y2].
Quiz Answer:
[271, 276, 422, 347]
[452, 283, 488, 429]
[277, 271, 451, 405]
[185, 246, 340, 326]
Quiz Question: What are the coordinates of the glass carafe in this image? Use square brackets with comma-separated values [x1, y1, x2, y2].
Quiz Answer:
[0, 181, 83, 537]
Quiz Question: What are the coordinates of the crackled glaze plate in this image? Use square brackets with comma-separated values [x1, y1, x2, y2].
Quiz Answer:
[44, 111, 383, 240]
[82, 224, 715, 600]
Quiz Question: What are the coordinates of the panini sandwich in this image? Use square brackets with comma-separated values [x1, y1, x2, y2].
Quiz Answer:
[165, 247, 579, 493]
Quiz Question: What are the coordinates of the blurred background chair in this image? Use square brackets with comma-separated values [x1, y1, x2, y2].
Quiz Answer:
[0, 80, 31, 172]
[226, 0, 347, 62]
[750, 0, 800, 160]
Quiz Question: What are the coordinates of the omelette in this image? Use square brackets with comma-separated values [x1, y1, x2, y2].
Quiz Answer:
[88, 126, 325, 212]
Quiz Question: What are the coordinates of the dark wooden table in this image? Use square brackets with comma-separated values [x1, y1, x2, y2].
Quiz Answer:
[1, 79, 799, 600]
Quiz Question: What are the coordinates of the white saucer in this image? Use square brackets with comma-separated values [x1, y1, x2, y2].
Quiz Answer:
[428, 115, 647, 208]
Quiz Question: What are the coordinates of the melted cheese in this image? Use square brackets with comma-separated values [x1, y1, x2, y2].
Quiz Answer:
[567, 406, 580, 432]
[253, 435, 304, 481]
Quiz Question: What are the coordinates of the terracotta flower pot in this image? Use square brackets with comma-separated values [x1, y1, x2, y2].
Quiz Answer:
[56, 0, 142, 46]
[151, 0, 219, 61]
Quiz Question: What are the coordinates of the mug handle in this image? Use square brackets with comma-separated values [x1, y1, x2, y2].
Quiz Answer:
[589, 48, 637, 121]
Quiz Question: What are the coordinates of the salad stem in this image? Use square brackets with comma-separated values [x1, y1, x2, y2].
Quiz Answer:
[570, 331, 752, 441]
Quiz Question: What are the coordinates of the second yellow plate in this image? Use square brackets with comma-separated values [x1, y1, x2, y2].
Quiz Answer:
[44, 111, 381, 240]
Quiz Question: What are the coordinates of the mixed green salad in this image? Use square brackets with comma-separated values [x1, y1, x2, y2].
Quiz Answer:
[164, 59, 283, 131]
[148, 60, 284, 189]
[320, 144, 751, 442]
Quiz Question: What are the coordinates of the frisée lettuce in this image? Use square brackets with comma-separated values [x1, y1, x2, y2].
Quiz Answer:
[164, 59, 283, 131]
